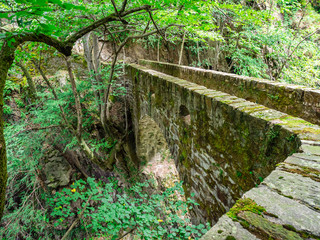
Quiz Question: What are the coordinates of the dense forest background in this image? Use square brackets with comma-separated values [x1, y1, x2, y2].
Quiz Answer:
[0, 0, 319, 239]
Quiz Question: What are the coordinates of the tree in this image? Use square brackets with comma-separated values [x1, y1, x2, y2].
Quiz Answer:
[0, 0, 181, 222]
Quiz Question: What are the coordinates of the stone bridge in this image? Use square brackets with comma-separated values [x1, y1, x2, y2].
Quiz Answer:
[126, 60, 320, 240]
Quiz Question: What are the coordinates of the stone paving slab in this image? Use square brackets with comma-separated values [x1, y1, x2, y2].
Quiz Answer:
[292, 152, 320, 163]
[200, 215, 259, 240]
[285, 156, 320, 171]
[301, 144, 320, 156]
[244, 185, 320, 235]
[262, 169, 320, 209]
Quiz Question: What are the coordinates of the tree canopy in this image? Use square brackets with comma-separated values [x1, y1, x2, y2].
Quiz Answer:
[0, 0, 319, 238]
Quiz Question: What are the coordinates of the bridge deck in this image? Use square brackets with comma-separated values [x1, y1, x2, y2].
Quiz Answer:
[127, 62, 320, 240]
[139, 59, 320, 126]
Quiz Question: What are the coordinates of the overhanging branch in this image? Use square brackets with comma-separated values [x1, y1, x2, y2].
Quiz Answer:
[13, 5, 152, 56]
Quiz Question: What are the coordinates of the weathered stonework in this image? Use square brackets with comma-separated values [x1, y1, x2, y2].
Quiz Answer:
[127, 63, 320, 239]
[139, 60, 320, 126]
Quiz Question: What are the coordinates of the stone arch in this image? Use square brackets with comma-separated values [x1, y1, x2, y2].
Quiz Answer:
[137, 115, 179, 188]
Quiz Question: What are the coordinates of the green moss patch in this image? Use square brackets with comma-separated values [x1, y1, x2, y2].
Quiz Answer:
[227, 198, 265, 220]
[238, 211, 303, 240]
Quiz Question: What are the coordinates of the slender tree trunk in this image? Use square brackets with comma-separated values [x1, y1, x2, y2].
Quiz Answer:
[65, 57, 113, 169]
[36, 57, 111, 170]
[123, 47, 126, 73]
[215, 42, 220, 70]
[65, 56, 83, 138]
[16, 62, 37, 101]
[33, 59, 71, 127]
[157, 37, 160, 62]
[83, 33, 101, 114]
[197, 40, 201, 66]
[179, 31, 186, 65]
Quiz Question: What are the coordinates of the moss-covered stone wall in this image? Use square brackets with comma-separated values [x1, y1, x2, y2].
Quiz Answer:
[127, 63, 320, 225]
[139, 60, 320, 126]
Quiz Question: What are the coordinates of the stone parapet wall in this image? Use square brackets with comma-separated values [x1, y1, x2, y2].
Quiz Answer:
[201, 147, 320, 240]
[127, 64, 320, 229]
[139, 59, 320, 126]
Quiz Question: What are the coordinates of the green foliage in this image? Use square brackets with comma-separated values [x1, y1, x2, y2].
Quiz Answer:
[215, 1, 320, 86]
[139, 0, 320, 87]
[1, 123, 51, 239]
[49, 178, 210, 239]
[4, 79, 19, 96]
[88, 138, 116, 153]
[1, 0, 319, 239]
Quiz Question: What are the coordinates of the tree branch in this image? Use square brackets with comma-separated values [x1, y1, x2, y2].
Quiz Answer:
[32, 58, 72, 130]
[12, 5, 151, 56]
[12, 125, 60, 137]
[111, 0, 128, 24]
[0, 7, 31, 13]
[66, 5, 150, 46]
[147, 10, 165, 39]
[120, 0, 128, 12]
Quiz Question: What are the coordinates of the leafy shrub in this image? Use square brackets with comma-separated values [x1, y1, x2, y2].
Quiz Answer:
[48, 178, 210, 239]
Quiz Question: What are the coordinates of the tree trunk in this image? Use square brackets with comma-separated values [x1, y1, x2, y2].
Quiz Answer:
[0, 67, 7, 222]
[16, 61, 37, 101]
[197, 40, 201, 66]
[65, 56, 83, 138]
[83, 33, 102, 114]
[157, 37, 160, 62]
[0, 43, 16, 221]
[179, 31, 186, 65]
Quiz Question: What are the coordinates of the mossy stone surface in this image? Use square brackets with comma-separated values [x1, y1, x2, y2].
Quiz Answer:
[238, 211, 303, 240]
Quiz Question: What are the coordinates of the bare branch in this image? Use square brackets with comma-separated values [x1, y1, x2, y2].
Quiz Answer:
[32, 58, 72, 130]
[117, 228, 137, 240]
[143, 20, 151, 34]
